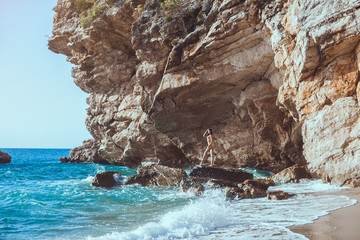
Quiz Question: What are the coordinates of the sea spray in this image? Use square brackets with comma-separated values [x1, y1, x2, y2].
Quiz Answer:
[89, 190, 231, 240]
[0, 149, 357, 240]
[88, 180, 356, 240]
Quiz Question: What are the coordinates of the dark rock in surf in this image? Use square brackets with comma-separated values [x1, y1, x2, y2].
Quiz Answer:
[59, 157, 69, 163]
[225, 180, 269, 200]
[125, 164, 188, 187]
[179, 178, 205, 196]
[267, 191, 296, 200]
[206, 179, 239, 189]
[0, 151, 11, 164]
[179, 167, 258, 198]
[189, 166, 253, 182]
[92, 171, 124, 188]
[242, 179, 275, 189]
[124, 173, 157, 186]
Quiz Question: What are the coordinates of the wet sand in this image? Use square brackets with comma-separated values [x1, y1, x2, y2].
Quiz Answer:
[290, 188, 360, 240]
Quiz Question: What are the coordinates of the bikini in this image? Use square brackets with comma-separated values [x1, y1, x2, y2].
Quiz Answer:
[207, 135, 214, 149]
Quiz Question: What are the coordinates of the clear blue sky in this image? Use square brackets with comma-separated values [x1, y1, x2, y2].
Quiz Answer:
[0, 0, 92, 148]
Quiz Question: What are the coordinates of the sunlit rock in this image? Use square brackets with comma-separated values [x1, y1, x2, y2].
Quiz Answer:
[49, 0, 360, 186]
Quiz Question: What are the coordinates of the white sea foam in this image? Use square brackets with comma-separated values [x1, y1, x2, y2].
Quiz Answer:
[87, 190, 231, 240]
[113, 173, 125, 185]
[95, 164, 106, 174]
[81, 176, 95, 184]
[87, 180, 356, 240]
[269, 179, 348, 194]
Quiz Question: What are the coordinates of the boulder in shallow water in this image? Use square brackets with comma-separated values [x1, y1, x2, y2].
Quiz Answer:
[225, 183, 268, 200]
[92, 171, 124, 188]
[124, 164, 188, 187]
[242, 179, 275, 189]
[267, 191, 296, 200]
[0, 151, 11, 164]
[189, 166, 253, 182]
[225, 179, 271, 200]
[59, 157, 69, 163]
[268, 164, 311, 184]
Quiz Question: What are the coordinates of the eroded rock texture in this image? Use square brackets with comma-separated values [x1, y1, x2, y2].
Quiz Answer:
[262, 0, 360, 186]
[50, 0, 360, 186]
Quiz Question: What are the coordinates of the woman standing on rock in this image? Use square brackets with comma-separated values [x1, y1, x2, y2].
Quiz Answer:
[200, 128, 215, 166]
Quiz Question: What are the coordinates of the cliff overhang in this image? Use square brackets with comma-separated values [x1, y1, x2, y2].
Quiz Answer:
[49, 0, 360, 187]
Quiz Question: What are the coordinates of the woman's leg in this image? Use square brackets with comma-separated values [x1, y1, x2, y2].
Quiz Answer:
[210, 149, 214, 166]
[200, 148, 209, 166]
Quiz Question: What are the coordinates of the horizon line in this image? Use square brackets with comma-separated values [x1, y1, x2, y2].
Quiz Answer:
[0, 147, 73, 150]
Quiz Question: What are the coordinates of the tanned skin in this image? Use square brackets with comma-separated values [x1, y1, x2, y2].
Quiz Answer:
[200, 128, 215, 166]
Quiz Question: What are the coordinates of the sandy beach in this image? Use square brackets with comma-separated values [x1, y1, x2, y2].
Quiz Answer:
[290, 188, 360, 240]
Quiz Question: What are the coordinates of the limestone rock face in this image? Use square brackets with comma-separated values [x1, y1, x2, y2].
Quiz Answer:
[262, 0, 360, 186]
[60, 139, 109, 164]
[49, 0, 360, 186]
[268, 164, 311, 184]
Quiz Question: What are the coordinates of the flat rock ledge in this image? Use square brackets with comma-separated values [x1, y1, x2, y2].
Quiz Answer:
[92, 171, 124, 188]
[0, 151, 11, 164]
[189, 166, 254, 183]
[185, 166, 276, 199]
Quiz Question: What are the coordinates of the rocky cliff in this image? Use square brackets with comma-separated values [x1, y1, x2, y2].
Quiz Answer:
[49, 0, 360, 186]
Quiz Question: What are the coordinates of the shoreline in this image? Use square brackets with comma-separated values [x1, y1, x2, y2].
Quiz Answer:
[290, 187, 360, 240]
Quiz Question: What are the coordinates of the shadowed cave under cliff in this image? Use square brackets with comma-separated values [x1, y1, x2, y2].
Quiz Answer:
[50, 0, 360, 187]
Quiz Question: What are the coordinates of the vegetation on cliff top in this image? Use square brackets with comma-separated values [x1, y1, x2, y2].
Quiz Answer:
[75, 0, 118, 28]
[75, 0, 201, 27]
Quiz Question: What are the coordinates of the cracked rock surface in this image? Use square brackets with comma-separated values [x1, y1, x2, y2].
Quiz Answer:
[50, 0, 360, 186]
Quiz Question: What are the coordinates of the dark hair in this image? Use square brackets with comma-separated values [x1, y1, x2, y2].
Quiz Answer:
[207, 128, 213, 135]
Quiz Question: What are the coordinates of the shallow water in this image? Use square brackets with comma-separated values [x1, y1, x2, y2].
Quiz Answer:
[0, 149, 356, 240]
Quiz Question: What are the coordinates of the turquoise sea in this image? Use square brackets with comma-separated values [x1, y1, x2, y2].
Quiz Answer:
[0, 148, 356, 240]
